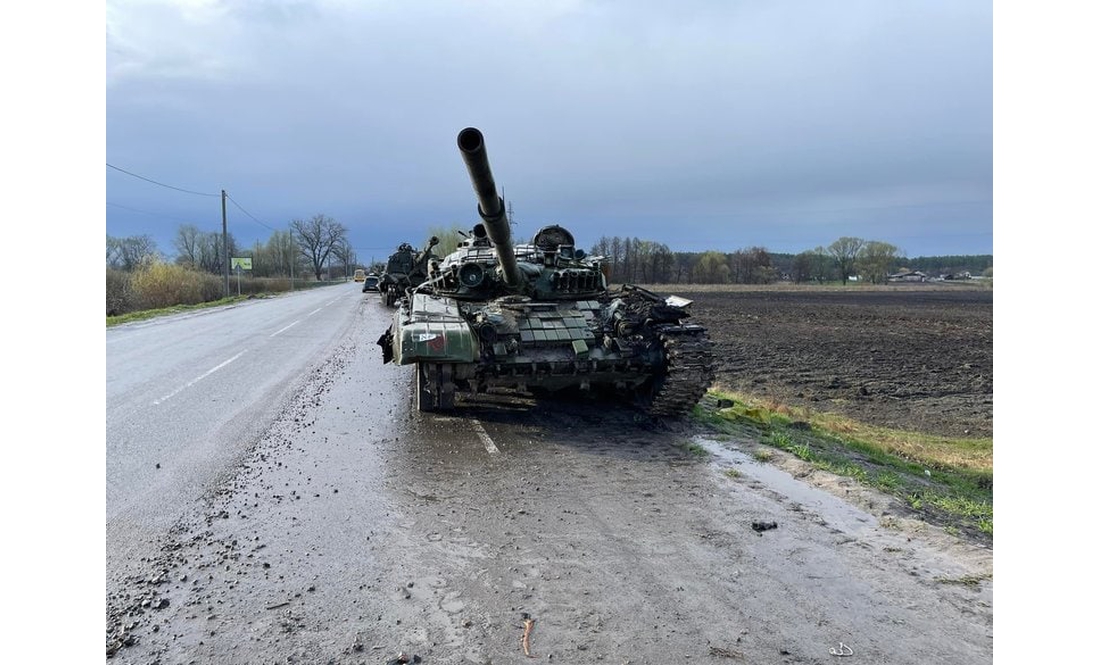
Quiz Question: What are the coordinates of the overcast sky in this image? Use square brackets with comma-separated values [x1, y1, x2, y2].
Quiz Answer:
[106, 0, 993, 261]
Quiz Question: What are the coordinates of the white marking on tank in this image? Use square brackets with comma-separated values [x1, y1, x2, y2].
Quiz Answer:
[153, 351, 246, 405]
[271, 320, 300, 337]
[472, 419, 500, 454]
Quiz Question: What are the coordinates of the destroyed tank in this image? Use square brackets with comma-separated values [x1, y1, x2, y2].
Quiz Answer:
[377, 237, 440, 307]
[377, 127, 714, 415]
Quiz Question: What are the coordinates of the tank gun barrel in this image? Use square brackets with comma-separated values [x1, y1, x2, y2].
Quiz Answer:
[458, 127, 523, 289]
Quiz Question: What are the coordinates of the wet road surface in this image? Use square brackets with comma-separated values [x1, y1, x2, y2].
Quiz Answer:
[107, 285, 362, 582]
[106, 287, 993, 664]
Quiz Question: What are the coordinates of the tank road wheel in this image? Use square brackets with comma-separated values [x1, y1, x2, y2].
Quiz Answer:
[638, 326, 716, 418]
[415, 363, 457, 413]
[416, 362, 436, 412]
[438, 364, 456, 410]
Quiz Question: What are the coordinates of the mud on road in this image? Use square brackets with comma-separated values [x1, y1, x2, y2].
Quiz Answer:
[106, 288, 993, 664]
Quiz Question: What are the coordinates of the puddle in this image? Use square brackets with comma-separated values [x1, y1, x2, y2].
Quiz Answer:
[693, 436, 878, 534]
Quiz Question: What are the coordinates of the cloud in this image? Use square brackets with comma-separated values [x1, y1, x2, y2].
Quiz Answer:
[106, 0, 992, 257]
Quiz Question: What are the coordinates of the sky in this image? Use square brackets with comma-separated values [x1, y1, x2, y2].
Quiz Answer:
[105, 0, 993, 262]
[10, 4, 1100, 659]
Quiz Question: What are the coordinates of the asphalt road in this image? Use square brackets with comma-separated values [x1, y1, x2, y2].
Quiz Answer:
[106, 284, 365, 579]
[106, 285, 993, 664]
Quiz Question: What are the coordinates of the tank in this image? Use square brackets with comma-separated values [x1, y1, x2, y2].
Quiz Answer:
[377, 127, 714, 415]
[377, 237, 440, 307]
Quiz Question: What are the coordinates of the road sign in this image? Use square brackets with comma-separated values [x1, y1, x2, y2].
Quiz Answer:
[231, 257, 253, 270]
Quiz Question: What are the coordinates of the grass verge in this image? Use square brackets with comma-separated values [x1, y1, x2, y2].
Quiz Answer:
[106, 295, 265, 327]
[692, 389, 992, 543]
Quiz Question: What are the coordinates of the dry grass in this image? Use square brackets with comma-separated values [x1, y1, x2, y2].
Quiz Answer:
[130, 261, 220, 310]
[717, 389, 992, 474]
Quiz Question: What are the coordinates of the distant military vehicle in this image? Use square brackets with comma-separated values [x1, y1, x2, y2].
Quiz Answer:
[377, 237, 440, 307]
[377, 127, 714, 415]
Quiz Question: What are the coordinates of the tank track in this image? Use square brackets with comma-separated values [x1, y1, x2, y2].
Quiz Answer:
[643, 325, 716, 417]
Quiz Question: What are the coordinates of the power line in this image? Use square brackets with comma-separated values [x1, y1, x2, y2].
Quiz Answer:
[226, 194, 278, 233]
[106, 163, 220, 197]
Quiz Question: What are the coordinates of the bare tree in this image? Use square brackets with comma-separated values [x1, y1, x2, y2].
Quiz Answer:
[173, 225, 203, 268]
[792, 251, 814, 283]
[331, 239, 356, 280]
[648, 243, 674, 283]
[729, 246, 775, 284]
[264, 230, 299, 278]
[291, 214, 348, 281]
[106, 234, 159, 271]
[827, 237, 865, 283]
[194, 231, 238, 275]
[673, 252, 696, 284]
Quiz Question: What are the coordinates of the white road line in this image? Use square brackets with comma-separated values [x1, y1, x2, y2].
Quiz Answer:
[471, 419, 500, 454]
[306, 298, 339, 317]
[271, 320, 300, 337]
[153, 351, 247, 405]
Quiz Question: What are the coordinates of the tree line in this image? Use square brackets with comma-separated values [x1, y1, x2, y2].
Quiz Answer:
[589, 235, 992, 285]
[107, 214, 355, 281]
[107, 218, 992, 287]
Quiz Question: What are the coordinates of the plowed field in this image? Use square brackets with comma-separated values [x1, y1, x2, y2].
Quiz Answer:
[674, 284, 993, 439]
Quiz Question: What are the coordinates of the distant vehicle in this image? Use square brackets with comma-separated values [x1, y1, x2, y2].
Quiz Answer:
[353, 269, 367, 282]
[378, 238, 440, 307]
[362, 273, 380, 292]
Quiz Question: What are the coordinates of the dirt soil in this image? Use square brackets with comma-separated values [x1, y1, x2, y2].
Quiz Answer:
[676, 284, 993, 439]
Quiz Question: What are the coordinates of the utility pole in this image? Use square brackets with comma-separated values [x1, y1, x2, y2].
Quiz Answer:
[221, 189, 229, 297]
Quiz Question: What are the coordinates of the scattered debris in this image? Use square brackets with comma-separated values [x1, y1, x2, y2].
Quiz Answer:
[751, 521, 778, 532]
[385, 653, 421, 665]
[265, 601, 290, 610]
[829, 642, 854, 657]
[521, 612, 536, 658]
[709, 645, 744, 658]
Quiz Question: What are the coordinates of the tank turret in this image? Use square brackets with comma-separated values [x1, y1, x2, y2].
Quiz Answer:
[419, 130, 606, 303]
[377, 127, 714, 416]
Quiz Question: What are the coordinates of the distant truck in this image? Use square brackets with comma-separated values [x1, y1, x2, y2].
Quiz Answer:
[353, 269, 367, 282]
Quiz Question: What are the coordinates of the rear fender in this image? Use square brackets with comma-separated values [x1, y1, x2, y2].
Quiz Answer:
[393, 293, 479, 365]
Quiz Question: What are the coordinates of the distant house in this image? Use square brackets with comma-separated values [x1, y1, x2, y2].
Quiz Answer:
[941, 271, 972, 281]
[888, 269, 928, 282]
